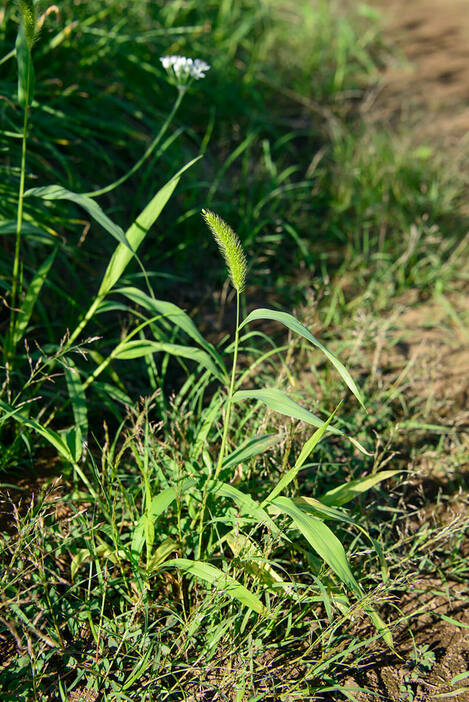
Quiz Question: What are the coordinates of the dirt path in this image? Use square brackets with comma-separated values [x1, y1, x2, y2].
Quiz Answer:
[374, 0, 469, 139]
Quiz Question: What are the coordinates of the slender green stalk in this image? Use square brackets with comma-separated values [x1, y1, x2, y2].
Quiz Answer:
[0, 48, 16, 67]
[84, 89, 184, 198]
[215, 291, 241, 480]
[8, 77, 30, 362]
[196, 292, 241, 559]
[65, 295, 102, 350]
[80, 313, 166, 392]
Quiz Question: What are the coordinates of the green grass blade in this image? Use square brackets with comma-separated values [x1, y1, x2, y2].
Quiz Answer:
[25, 185, 132, 250]
[291, 496, 356, 525]
[98, 157, 200, 297]
[117, 286, 226, 376]
[63, 357, 88, 460]
[163, 558, 268, 615]
[319, 470, 402, 507]
[0, 399, 74, 463]
[12, 246, 57, 346]
[190, 396, 223, 460]
[262, 407, 337, 506]
[0, 221, 52, 240]
[240, 308, 364, 407]
[226, 532, 285, 587]
[210, 481, 282, 537]
[16, 25, 34, 107]
[366, 608, 395, 652]
[131, 479, 196, 557]
[272, 495, 361, 596]
[114, 340, 224, 381]
[222, 433, 282, 470]
[232, 388, 369, 454]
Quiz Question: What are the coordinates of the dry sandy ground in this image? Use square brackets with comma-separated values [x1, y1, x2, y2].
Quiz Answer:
[373, 0, 469, 139]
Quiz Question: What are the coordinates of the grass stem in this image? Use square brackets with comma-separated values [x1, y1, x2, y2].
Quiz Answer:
[9, 96, 30, 362]
[215, 290, 241, 480]
[84, 90, 184, 198]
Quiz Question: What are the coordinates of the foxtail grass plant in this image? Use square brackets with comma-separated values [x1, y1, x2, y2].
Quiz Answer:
[1, 9, 400, 688]
[202, 209, 246, 479]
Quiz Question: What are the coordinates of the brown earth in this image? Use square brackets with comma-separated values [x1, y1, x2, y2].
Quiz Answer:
[373, 0, 469, 140]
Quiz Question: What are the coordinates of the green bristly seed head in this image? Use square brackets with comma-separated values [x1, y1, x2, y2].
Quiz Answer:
[19, 0, 37, 50]
[202, 210, 247, 293]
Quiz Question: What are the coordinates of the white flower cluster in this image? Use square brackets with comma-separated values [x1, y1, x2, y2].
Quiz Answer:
[160, 56, 210, 87]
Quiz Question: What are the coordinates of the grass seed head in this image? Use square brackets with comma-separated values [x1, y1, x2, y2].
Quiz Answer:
[202, 210, 247, 293]
[19, 0, 37, 49]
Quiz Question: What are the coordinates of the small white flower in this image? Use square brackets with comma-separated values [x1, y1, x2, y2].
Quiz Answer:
[160, 55, 210, 89]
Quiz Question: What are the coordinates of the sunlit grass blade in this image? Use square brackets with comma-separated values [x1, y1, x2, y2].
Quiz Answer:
[233, 387, 370, 454]
[63, 357, 88, 459]
[272, 495, 361, 596]
[114, 340, 224, 381]
[291, 496, 356, 525]
[25, 185, 132, 249]
[0, 399, 74, 464]
[226, 532, 285, 588]
[163, 559, 268, 615]
[190, 396, 223, 461]
[240, 308, 365, 407]
[116, 286, 226, 376]
[98, 157, 200, 297]
[16, 24, 34, 108]
[262, 406, 338, 506]
[65, 159, 200, 350]
[209, 481, 282, 536]
[131, 479, 196, 557]
[319, 470, 402, 507]
[222, 433, 282, 471]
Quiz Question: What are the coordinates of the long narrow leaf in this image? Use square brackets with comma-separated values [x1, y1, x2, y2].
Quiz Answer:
[16, 25, 34, 107]
[226, 532, 286, 587]
[163, 559, 268, 615]
[25, 185, 132, 250]
[240, 309, 364, 407]
[190, 396, 222, 461]
[319, 471, 402, 507]
[98, 157, 200, 296]
[0, 399, 74, 463]
[272, 495, 361, 596]
[117, 286, 226, 376]
[63, 358, 88, 460]
[292, 496, 356, 525]
[131, 479, 196, 556]
[210, 481, 282, 537]
[114, 340, 224, 381]
[263, 407, 338, 506]
[233, 388, 369, 454]
[223, 433, 282, 471]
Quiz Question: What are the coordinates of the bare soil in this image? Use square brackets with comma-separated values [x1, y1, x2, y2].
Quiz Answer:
[374, 0, 469, 140]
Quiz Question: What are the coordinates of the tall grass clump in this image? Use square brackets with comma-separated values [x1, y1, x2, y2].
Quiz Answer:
[0, 2, 436, 698]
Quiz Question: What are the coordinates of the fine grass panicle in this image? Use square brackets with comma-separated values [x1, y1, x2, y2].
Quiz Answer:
[202, 209, 247, 293]
[18, 0, 37, 49]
